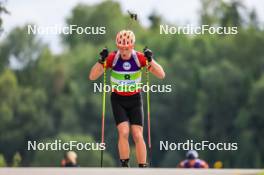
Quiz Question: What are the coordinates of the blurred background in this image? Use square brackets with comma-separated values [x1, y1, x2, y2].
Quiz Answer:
[0, 0, 264, 168]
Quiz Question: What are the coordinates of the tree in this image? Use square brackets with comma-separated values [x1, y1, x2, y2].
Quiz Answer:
[148, 11, 162, 29]
[0, 25, 45, 71]
[249, 9, 258, 28]
[0, 154, 7, 167]
[219, 0, 244, 27]
[247, 75, 264, 167]
[12, 152, 22, 167]
[200, 0, 220, 25]
[199, 0, 245, 27]
[0, 0, 9, 32]
[63, 1, 127, 48]
[0, 69, 17, 133]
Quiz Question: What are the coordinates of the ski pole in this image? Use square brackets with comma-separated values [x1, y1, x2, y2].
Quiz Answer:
[146, 59, 152, 167]
[100, 61, 107, 167]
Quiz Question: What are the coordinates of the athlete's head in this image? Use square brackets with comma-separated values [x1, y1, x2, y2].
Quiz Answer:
[186, 150, 199, 160]
[65, 151, 78, 164]
[116, 30, 135, 60]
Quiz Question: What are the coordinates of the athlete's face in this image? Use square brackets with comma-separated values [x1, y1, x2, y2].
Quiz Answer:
[118, 46, 133, 60]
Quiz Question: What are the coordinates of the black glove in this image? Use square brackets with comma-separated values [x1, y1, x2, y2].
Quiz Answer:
[98, 48, 109, 64]
[143, 47, 153, 62]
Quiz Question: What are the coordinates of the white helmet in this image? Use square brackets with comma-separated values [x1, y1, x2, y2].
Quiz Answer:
[186, 150, 198, 160]
[116, 30, 135, 48]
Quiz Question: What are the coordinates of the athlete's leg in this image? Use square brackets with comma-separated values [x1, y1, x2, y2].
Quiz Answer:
[117, 121, 130, 160]
[131, 125, 146, 164]
[111, 93, 131, 166]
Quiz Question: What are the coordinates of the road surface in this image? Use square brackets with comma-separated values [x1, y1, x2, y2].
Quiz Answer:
[0, 168, 263, 175]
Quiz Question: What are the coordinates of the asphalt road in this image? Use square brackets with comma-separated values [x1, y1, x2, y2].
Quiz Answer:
[0, 168, 263, 175]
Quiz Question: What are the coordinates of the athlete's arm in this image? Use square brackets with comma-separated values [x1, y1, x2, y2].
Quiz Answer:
[89, 48, 110, 80]
[201, 161, 209, 168]
[142, 48, 165, 79]
[89, 63, 104, 80]
[177, 161, 184, 168]
[149, 60, 165, 79]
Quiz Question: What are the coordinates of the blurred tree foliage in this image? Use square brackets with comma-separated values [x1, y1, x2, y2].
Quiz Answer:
[0, 0, 9, 29]
[0, 153, 7, 167]
[12, 152, 22, 167]
[0, 0, 264, 167]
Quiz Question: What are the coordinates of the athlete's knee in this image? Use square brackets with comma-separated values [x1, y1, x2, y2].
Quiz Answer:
[118, 128, 129, 140]
[117, 122, 129, 140]
[132, 130, 143, 143]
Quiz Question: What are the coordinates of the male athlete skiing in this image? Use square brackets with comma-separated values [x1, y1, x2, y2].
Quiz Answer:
[89, 30, 165, 167]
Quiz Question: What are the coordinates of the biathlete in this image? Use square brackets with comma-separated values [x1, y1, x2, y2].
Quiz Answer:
[89, 30, 165, 167]
[178, 150, 209, 168]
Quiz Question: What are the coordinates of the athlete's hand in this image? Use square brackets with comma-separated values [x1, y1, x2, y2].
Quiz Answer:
[143, 47, 153, 62]
[98, 48, 109, 64]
